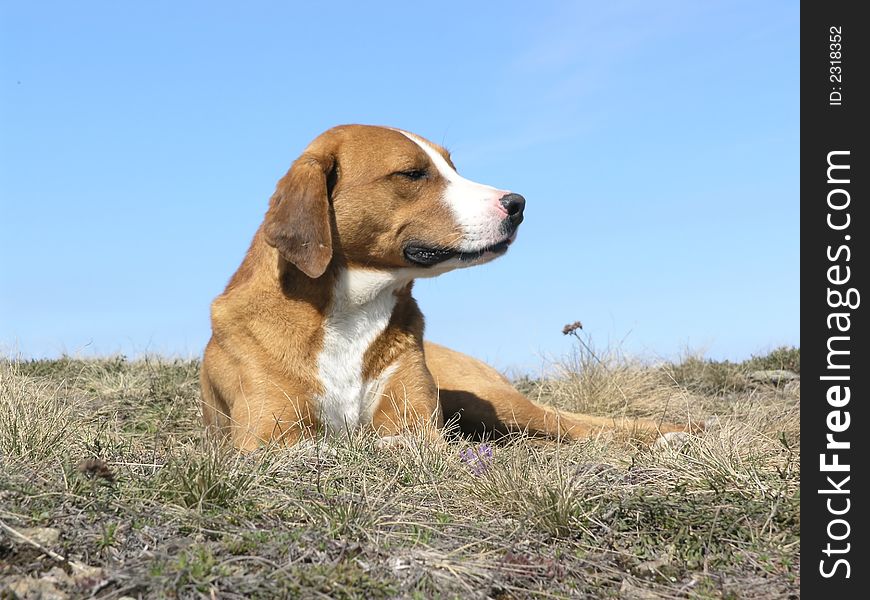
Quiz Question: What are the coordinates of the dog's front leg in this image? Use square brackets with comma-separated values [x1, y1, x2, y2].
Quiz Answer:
[369, 354, 444, 441]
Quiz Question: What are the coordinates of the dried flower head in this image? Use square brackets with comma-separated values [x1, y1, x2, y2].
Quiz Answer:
[562, 321, 583, 335]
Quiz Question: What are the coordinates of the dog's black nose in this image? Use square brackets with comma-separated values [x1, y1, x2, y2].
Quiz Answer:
[499, 193, 525, 227]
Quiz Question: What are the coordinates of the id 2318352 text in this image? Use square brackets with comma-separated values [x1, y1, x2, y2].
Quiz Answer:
[829, 26, 843, 106]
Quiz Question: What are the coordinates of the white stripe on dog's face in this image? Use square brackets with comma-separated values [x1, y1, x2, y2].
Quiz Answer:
[398, 131, 510, 253]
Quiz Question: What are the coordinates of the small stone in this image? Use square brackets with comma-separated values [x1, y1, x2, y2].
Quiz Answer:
[70, 565, 105, 589]
[619, 578, 661, 599]
[15, 527, 61, 546]
[632, 555, 671, 576]
[389, 556, 414, 572]
[8, 574, 69, 600]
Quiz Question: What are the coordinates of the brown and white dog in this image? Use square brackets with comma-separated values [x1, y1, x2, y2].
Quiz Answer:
[201, 125, 693, 450]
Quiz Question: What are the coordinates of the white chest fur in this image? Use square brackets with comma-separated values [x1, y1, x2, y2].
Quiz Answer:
[315, 269, 405, 433]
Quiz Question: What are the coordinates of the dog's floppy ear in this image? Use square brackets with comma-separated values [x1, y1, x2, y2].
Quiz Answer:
[263, 152, 336, 279]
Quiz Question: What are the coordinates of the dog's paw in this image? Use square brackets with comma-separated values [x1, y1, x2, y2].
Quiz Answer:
[653, 431, 692, 451]
[702, 415, 721, 432]
[295, 438, 338, 458]
[375, 435, 413, 450]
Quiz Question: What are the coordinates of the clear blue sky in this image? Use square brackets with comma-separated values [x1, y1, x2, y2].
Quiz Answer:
[0, 1, 798, 371]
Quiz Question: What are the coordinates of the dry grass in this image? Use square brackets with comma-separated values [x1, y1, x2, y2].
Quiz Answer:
[0, 345, 800, 599]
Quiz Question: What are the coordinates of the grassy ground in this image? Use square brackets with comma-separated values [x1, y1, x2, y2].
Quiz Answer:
[0, 343, 799, 599]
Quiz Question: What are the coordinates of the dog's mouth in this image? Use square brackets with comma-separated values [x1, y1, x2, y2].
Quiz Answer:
[403, 238, 513, 267]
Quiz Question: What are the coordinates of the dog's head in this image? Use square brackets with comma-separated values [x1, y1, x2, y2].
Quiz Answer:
[263, 125, 524, 279]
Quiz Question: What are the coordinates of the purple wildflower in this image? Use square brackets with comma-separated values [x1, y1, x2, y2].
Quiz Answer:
[460, 444, 494, 475]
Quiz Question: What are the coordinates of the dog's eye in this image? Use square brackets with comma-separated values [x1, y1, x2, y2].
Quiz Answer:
[396, 169, 428, 181]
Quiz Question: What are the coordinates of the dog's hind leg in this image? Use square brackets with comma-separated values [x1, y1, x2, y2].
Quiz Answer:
[425, 342, 699, 441]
